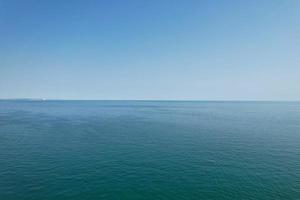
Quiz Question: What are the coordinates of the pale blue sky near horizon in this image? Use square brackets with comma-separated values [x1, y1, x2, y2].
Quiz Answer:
[0, 0, 299, 100]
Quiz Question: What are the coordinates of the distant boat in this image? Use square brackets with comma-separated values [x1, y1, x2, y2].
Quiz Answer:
[10, 98, 47, 101]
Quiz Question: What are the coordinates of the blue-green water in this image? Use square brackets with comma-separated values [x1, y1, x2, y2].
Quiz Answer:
[0, 100, 299, 199]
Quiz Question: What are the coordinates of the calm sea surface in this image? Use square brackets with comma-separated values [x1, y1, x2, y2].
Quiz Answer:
[0, 100, 299, 200]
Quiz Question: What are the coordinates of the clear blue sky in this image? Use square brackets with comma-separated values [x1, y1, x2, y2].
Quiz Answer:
[1, 0, 299, 100]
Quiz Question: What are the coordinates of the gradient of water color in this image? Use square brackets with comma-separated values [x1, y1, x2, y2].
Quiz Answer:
[0, 100, 299, 199]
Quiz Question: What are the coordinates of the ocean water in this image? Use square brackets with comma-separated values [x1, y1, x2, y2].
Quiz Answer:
[0, 100, 299, 200]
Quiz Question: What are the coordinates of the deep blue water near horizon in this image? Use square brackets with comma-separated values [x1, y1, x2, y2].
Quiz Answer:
[0, 100, 299, 200]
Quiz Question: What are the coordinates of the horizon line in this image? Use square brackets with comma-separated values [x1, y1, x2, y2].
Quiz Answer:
[0, 98, 299, 102]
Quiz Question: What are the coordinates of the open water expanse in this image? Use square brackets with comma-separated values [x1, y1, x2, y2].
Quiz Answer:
[0, 100, 299, 199]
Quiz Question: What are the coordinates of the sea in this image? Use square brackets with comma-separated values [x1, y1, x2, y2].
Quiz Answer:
[0, 100, 299, 200]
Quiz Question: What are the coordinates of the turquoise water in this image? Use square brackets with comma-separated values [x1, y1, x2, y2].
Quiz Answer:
[0, 100, 299, 199]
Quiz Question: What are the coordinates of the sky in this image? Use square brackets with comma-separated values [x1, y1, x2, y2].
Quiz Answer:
[0, 0, 299, 100]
